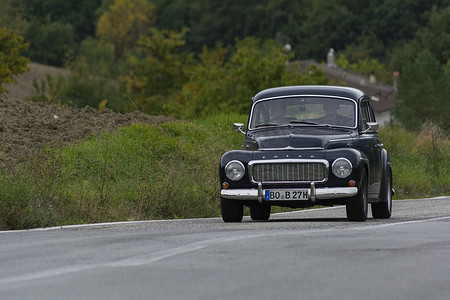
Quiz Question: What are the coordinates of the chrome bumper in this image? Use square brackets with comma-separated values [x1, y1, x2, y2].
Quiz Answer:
[221, 183, 357, 203]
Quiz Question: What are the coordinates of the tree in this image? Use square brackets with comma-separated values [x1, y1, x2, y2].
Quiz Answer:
[297, 0, 362, 61]
[0, 0, 29, 34]
[23, 0, 102, 43]
[170, 37, 333, 118]
[389, 5, 450, 72]
[394, 50, 450, 131]
[124, 27, 193, 114]
[20, 0, 102, 66]
[97, 0, 157, 59]
[336, 52, 392, 84]
[25, 19, 75, 66]
[0, 23, 30, 93]
[418, 5, 450, 65]
[63, 38, 120, 109]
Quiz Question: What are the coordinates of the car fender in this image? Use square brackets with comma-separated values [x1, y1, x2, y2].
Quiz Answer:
[325, 148, 369, 183]
[220, 150, 252, 168]
[379, 148, 392, 202]
[219, 150, 253, 187]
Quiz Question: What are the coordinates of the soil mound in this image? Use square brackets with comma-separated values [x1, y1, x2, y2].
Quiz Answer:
[0, 95, 173, 170]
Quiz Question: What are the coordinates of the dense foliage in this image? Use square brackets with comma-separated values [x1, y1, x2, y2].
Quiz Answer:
[394, 50, 450, 131]
[2, 0, 447, 64]
[1, 0, 449, 129]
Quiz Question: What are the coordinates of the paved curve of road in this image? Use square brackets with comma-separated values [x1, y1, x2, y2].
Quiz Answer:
[0, 197, 449, 300]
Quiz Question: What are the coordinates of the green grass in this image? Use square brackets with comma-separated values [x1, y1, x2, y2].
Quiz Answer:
[0, 113, 247, 229]
[379, 123, 449, 199]
[0, 116, 448, 230]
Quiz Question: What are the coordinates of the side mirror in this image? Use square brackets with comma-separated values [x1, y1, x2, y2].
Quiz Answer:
[363, 122, 379, 134]
[233, 123, 246, 135]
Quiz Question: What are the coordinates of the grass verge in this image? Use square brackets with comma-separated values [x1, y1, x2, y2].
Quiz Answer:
[0, 116, 448, 230]
[380, 122, 449, 199]
[0, 113, 246, 229]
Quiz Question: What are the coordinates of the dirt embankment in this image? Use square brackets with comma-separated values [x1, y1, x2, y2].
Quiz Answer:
[0, 94, 172, 170]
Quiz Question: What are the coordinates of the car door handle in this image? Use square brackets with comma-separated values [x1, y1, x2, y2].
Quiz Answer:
[375, 143, 384, 148]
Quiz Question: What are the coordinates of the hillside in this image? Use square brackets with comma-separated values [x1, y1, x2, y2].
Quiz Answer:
[3, 62, 70, 99]
[0, 94, 172, 170]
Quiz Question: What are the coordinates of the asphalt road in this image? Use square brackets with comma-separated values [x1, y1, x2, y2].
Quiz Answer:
[0, 197, 449, 300]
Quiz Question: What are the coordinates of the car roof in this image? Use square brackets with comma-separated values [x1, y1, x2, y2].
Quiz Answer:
[252, 85, 367, 104]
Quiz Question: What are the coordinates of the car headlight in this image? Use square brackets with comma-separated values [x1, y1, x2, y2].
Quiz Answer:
[332, 158, 352, 178]
[225, 160, 245, 181]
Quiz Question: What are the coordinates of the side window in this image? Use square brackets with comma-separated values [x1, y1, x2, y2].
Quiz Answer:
[368, 101, 376, 122]
[360, 101, 370, 130]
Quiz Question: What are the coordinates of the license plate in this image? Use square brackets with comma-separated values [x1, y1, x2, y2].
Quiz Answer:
[264, 190, 309, 201]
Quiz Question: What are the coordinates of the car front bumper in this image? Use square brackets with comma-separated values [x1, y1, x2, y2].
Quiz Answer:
[221, 183, 358, 203]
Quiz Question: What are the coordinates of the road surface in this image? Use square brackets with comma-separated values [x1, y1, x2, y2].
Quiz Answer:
[0, 197, 449, 300]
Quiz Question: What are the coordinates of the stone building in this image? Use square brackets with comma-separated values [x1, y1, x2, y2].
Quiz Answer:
[299, 60, 396, 126]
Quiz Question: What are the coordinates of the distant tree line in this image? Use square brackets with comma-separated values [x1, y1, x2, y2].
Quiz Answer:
[0, 0, 449, 130]
[1, 0, 447, 67]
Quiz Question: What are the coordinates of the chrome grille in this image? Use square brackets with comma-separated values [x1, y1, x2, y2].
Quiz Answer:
[250, 160, 328, 183]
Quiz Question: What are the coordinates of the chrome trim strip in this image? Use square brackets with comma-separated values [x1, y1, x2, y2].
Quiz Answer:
[221, 187, 358, 200]
[328, 138, 353, 143]
[252, 95, 357, 104]
[258, 146, 324, 151]
[315, 187, 358, 199]
[257, 182, 263, 203]
[248, 159, 329, 166]
[221, 189, 259, 200]
[310, 182, 316, 202]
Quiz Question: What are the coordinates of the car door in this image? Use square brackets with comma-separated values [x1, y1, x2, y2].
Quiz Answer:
[358, 99, 382, 200]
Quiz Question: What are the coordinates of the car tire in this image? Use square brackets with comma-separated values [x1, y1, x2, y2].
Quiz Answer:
[346, 170, 368, 221]
[372, 170, 392, 219]
[250, 204, 271, 221]
[221, 197, 244, 222]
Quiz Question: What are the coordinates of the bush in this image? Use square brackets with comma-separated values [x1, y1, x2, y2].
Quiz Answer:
[380, 123, 449, 199]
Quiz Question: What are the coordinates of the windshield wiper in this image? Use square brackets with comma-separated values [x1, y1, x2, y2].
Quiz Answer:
[255, 123, 280, 128]
[289, 120, 319, 125]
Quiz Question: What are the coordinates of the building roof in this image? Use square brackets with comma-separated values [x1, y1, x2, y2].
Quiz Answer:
[299, 60, 396, 113]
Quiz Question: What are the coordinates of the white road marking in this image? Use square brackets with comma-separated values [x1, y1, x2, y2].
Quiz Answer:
[1, 196, 447, 234]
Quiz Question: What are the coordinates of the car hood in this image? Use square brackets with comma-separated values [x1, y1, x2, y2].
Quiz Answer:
[248, 127, 353, 150]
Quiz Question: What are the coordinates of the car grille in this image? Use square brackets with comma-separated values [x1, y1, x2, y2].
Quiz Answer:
[250, 161, 328, 183]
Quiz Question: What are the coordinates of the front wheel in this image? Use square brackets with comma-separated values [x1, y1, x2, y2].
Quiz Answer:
[250, 204, 271, 221]
[346, 170, 368, 221]
[221, 197, 244, 222]
[372, 170, 392, 219]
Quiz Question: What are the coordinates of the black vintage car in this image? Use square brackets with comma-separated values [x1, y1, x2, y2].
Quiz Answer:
[219, 85, 393, 222]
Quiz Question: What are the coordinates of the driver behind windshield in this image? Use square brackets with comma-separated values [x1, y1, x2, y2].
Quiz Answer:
[319, 101, 354, 127]
[267, 101, 286, 124]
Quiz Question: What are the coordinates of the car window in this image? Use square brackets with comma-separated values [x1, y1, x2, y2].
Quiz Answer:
[360, 101, 370, 130]
[250, 97, 356, 129]
[368, 101, 376, 122]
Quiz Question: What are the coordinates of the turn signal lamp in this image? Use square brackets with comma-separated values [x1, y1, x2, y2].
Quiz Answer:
[222, 182, 229, 189]
[348, 180, 356, 187]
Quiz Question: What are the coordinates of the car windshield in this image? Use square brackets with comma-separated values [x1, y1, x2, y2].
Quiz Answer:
[249, 97, 356, 129]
